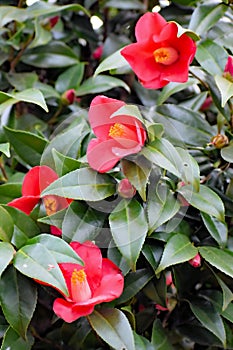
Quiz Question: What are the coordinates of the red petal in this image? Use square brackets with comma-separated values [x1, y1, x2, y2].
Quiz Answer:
[7, 196, 40, 214]
[135, 12, 167, 42]
[89, 96, 125, 137]
[87, 138, 121, 173]
[50, 226, 62, 236]
[22, 166, 59, 196]
[53, 298, 94, 323]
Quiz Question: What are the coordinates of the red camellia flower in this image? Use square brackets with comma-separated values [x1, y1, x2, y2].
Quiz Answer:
[8, 165, 71, 236]
[223, 56, 233, 82]
[87, 95, 147, 173]
[48, 241, 124, 323]
[121, 12, 196, 89]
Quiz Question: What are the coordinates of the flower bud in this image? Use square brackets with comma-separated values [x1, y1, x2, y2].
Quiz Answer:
[43, 16, 59, 31]
[189, 253, 201, 268]
[177, 181, 190, 207]
[200, 96, 213, 111]
[61, 89, 76, 106]
[211, 134, 229, 149]
[223, 56, 233, 82]
[93, 45, 103, 60]
[117, 179, 136, 199]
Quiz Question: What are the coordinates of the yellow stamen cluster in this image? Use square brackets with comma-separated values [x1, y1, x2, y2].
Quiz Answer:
[109, 123, 125, 138]
[71, 269, 87, 285]
[43, 196, 58, 216]
[153, 47, 179, 66]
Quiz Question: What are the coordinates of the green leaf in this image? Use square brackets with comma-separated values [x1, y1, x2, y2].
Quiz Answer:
[176, 147, 200, 191]
[38, 208, 65, 229]
[0, 142, 10, 157]
[26, 234, 83, 265]
[55, 63, 85, 93]
[109, 199, 148, 271]
[189, 2, 227, 35]
[155, 233, 198, 275]
[110, 104, 144, 123]
[201, 212, 227, 247]
[195, 40, 228, 76]
[134, 332, 154, 350]
[52, 148, 81, 176]
[0, 88, 48, 115]
[88, 308, 135, 350]
[121, 158, 152, 201]
[178, 184, 225, 222]
[0, 243, 15, 278]
[221, 142, 233, 163]
[13, 243, 68, 296]
[0, 267, 37, 339]
[0, 206, 14, 242]
[189, 298, 226, 347]
[213, 272, 233, 311]
[75, 75, 130, 96]
[173, 22, 200, 41]
[42, 167, 116, 201]
[28, 18, 52, 49]
[215, 75, 233, 107]
[116, 269, 154, 305]
[4, 126, 48, 167]
[142, 243, 163, 272]
[157, 79, 198, 105]
[62, 201, 105, 243]
[199, 246, 233, 279]
[104, 0, 146, 10]
[147, 182, 180, 234]
[21, 41, 80, 68]
[94, 48, 129, 77]
[151, 319, 173, 350]
[1, 327, 34, 350]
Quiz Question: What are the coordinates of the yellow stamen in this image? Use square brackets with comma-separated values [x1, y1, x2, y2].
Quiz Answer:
[109, 123, 125, 138]
[43, 196, 58, 216]
[153, 47, 179, 66]
[71, 269, 92, 302]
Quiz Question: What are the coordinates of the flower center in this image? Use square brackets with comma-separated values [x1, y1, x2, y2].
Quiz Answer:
[71, 269, 92, 302]
[153, 47, 179, 65]
[109, 123, 125, 138]
[43, 196, 58, 216]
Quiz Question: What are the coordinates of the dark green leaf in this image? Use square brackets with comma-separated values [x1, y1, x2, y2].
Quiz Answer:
[52, 148, 81, 176]
[0, 242, 15, 278]
[94, 48, 129, 77]
[109, 199, 148, 271]
[0, 205, 14, 242]
[88, 308, 135, 350]
[151, 319, 173, 350]
[157, 79, 198, 105]
[221, 142, 233, 163]
[55, 63, 85, 93]
[1, 327, 34, 350]
[199, 246, 233, 279]
[201, 212, 227, 247]
[215, 75, 233, 107]
[28, 18, 52, 49]
[134, 332, 154, 350]
[75, 75, 130, 95]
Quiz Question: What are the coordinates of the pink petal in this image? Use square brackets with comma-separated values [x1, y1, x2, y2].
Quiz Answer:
[135, 12, 167, 42]
[22, 166, 59, 196]
[53, 298, 94, 323]
[7, 196, 40, 214]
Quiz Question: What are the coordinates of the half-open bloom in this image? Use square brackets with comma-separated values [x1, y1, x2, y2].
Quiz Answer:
[87, 95, 147, 173]
[121, 12, 196, 89]
[47, 241, 124, 323]
[8, 165, 71, 235]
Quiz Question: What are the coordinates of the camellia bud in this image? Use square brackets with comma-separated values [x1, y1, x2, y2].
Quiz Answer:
[43, 16, 59, 31]
[223, 56, 233, 82]
[211, 134, 229, 149]
[61, 89, 76, 106]
[200, 96, 213, 111]
[189, 253, 201, 268]
[92, 45, 103, 60]
[117, 179, 136, 199]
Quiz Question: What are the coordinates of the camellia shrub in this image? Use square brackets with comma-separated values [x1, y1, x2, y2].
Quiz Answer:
[0, 0, 233, 349]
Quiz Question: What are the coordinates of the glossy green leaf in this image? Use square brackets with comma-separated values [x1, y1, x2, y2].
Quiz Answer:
[110, 104, 144, 123]
[215, 75, 233, 107]
[75, 75, 130, 96]
[26, 234, 83, 265]
[42, 167, 116, 201]
[202, 290, 233, 324]
[0, 267, 37, 339]
[178, 184, 225, 222]
[21, 41, 80, 68]
[62, 201, 105, 243]
[104, 0, 146, 10]
[176, 147, 200, 191]
[0, 143, 10, 157]
[221, 142, 233, 163]
[0, 206, 14, 242]
[52, 148, 81, 176]
[28, 18, 52, 49]
[146, 123, 164, 142]
[0, 183, 22, 204]
[213, 272, 233, 311]
[189, 2, 227, 35]
[199, 246, 233, 279]
[147, 183, 180, 234]
[134, 332, 154, 350]
[0, 243, 15, 278]
[55, 63, 85, 93]
[116, 269, 154, 304]
[38, 208, 65, 229]
[88, 308, 135, 350]
[155, 233, 198, 275]
[121, 158, 152, 201]
[13, 243, 68, 296]
[151, 319, 173, 350]
[4, 126, 48, 167]
[0, 89, 48, 115]
[201, 212, 227, 247]
[157, 79, 198, 105]
[107, 240, 131, 276]
[94, 48, 129, 77]
[109, 199, 148, 271]
[189, 298, 226, 347]
[1, 327, 34, 350]
[142, 243, 163, 272]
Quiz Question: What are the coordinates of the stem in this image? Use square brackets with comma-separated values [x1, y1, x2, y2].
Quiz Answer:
[189, 68, 209, 90]
[48, 104, 63, 125]
[0, 159, 8, 182]
[10, 33, 34, 72]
